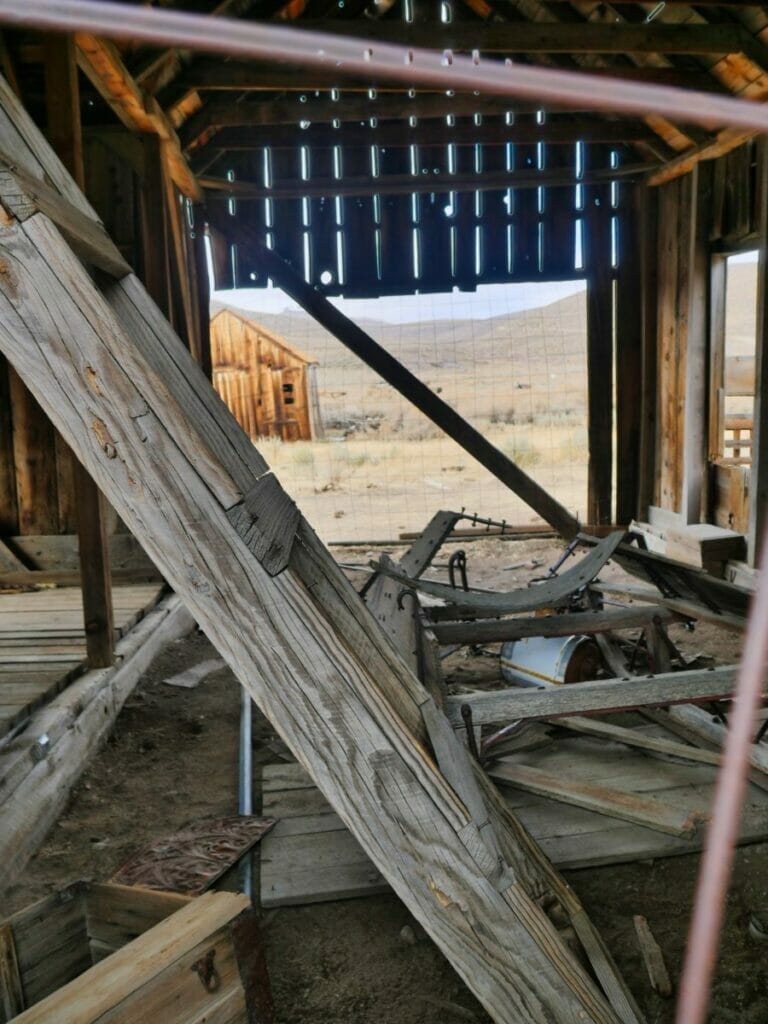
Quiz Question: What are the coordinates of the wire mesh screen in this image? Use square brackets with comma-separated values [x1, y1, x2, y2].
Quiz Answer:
[212, 280, 587, 544]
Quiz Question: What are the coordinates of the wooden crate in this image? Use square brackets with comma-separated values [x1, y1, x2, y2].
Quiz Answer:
[0, 882, 272, 1023]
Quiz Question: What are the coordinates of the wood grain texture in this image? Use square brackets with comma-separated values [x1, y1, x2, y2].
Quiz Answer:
[489, 762, 706, 837]
[0, 210, 625, 1021]
[445, 665, 740, 726]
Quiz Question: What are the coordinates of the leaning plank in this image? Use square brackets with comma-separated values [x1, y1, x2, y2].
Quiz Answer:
[431, 606, 681, 644]
[445, 666, 740, 727]
[552, 717, 723, 766]
[0, 596, 194, 887]
[0, 217, 625, 1020]
[632, 916, 672, 998]
[489, 763, 705, 837]
[664, 704, 768, 776]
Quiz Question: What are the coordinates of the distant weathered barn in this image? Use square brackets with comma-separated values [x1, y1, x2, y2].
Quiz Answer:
[210, 308, 322, 442]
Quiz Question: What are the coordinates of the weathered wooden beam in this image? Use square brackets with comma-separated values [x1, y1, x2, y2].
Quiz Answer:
[0, 185, 632, 1024]
[445, 665, 740, 727]
[165, 57, 724, 98]
[489, 762, 704, 837]
[552, 716, 723, 766]
[180, 94, 554, 148]
[212, 210, 580, 540]
[0, 157, 130, 277]
[289, 21, 761, 56]
[430, 606, 681, 645]
[646, 128, 756, 187]
[195, 118, 657, 154]
[200, 162, 648, 200]
[74, 33, 201, 201]
[749, 138, 768, 566]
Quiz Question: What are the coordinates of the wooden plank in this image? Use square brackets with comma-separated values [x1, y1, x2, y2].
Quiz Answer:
[430, 606, 680, 645]
[0, 596, 194, 885]
[42, 35, 116, 672]
[209, 211, 581, 540]
[288, 20, 757, 54]
[0, 158, 130, 278]
[615, 185, 643, 524]
[84, 883, 190, 950]
[0, 923, 24, 1019]
[680, 164, 710, 524]
[7, 368, 58, 535]
[0, 206, 631, 1024]
[0, 354, 17, 535]
[259, 761, 768, 904]
[10, 891, 248, 1024]
[749, 138, 768, 566]
[586, 163, 614, 526]
[633, 916, 672, 998]
[444, 665, 741, 727]
[489, 762, 705, 837]
[552, 716, 722, 766]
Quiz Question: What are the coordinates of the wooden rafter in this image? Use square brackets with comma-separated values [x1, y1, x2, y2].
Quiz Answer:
[74, 33, 201, 200]
[284, 20, 768, 59]
[197, 117, 663, 152]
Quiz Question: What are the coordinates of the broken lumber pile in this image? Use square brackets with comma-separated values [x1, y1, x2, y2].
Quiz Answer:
[0, 74, 639, 1024]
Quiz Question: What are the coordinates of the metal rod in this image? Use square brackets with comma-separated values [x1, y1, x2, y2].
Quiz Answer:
[676, 523, 768, 1024]
[238, 684, 253, 898]
[2, 0, 768, 134]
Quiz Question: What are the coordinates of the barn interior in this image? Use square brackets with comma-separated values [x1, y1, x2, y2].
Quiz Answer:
[0, 2, 767, 1023]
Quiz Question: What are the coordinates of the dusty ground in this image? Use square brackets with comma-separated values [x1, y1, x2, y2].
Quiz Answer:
[4, 537, 768, 1024]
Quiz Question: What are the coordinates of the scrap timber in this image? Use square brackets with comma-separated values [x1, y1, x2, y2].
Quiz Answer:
[0, 75, 643, 1024]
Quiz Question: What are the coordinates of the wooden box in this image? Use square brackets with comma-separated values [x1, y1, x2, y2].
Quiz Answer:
[0, 882, 272, 1023]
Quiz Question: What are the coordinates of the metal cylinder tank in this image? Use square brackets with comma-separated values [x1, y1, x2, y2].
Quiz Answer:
[500, 635, 601, 688]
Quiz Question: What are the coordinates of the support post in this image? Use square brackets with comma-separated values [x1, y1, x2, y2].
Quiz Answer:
[615, 184, 643, 524]
[44, 33, 114, 667]
[748, 139, 768, 565]
[680, 163, 711, 525]
[586, 196, 614, 526]
[637, 185, 658, 518]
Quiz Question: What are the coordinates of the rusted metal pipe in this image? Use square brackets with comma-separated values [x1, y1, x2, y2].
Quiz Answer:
[2, 0, 768, 134]
[676, 525, 768, 1024]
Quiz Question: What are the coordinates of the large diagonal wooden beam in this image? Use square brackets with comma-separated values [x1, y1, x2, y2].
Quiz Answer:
[0, 73, 638, 1024]
[74, 33, 201, 200]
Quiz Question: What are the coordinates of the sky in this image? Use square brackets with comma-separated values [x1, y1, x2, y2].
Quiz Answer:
[213, 278, 588, 324]
[211, 249, 758, 326]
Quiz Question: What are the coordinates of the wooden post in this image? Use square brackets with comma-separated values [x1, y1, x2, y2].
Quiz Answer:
[680, 163, 711, 525]
[748, 139, 768, 565]
[139, 134, 172, 317]
[586, 190, 614, 526]
[615, 184, 643, 524]
[637, 185, 658, 518]
[44, 33, 114, 667]
[191, 207, 212, 380]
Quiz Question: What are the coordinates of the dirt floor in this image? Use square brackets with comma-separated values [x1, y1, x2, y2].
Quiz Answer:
[4, 537, 768, 1024]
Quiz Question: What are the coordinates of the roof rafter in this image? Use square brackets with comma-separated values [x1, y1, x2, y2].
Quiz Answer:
[74, 32, 201, 200]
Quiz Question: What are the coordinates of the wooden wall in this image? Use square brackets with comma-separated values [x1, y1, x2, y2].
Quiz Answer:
[211, 309, 320, 442]
[0, 126, 210, 548]
[646, 139, 766, 561]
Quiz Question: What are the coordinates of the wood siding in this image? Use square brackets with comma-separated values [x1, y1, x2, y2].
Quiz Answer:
[211, 308, 319, 442]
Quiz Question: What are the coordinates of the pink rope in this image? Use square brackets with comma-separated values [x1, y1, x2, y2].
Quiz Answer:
[677, 524, 768, 1024]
